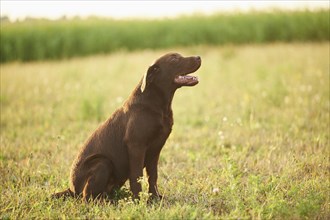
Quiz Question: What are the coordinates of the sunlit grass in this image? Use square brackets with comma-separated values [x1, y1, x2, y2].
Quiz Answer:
[0, 43, 329, 219]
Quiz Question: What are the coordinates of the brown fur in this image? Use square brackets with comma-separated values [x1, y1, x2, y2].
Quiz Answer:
[52, 53, 201, 201]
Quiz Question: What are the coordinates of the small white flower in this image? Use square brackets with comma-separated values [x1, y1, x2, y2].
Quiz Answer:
[212, 187, 220, 194]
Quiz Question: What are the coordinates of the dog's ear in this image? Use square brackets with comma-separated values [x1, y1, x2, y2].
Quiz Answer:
[141, 64, 159, 93]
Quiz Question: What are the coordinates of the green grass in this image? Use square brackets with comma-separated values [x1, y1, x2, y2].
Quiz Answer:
[0, 43, 329, 219]
[1, 10, 329, 62]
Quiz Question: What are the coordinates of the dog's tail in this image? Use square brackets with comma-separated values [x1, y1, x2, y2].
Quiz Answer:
[51, 188, 75, 199]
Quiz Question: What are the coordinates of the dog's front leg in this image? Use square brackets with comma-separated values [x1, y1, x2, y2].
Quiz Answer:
[146, 154, 162, 199]
[127, 144, 145, 199]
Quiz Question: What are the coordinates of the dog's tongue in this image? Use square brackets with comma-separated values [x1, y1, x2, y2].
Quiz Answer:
[174, 75, 199, 86]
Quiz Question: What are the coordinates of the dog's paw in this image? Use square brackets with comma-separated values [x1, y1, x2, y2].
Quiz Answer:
[148, 193, 163, 203]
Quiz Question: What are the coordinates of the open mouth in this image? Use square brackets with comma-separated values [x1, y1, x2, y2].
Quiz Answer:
[173, 56, 201, 87]
[174, 75, 199, 86]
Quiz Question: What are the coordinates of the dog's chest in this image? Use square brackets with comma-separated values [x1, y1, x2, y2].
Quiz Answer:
[162, 110, 173, 134]
[159, 111, 173, 145]
[148, 110, 173, 150]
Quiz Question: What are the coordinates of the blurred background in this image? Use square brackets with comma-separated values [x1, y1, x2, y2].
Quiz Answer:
[0, 0, 328, 62]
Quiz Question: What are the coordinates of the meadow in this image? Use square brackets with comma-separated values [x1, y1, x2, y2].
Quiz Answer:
[1, 9, 329, 62]
[0, 42, 329, 219]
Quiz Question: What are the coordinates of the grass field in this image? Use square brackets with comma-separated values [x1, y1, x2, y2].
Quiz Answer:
[0, 43, 329, 219]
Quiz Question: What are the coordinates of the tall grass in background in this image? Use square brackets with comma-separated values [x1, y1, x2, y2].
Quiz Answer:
[1, 10, 329, 62]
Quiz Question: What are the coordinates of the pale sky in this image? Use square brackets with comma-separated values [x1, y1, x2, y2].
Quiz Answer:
[1, 0, 329, 21]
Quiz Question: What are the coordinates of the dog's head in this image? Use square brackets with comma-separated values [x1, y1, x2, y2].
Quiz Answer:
[141, 53, 201, 93]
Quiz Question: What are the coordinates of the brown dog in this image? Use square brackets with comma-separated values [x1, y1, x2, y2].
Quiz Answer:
[52, 53, 201, 201]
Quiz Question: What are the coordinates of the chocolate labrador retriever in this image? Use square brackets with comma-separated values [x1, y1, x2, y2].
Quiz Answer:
[52, 53, 201, 201]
